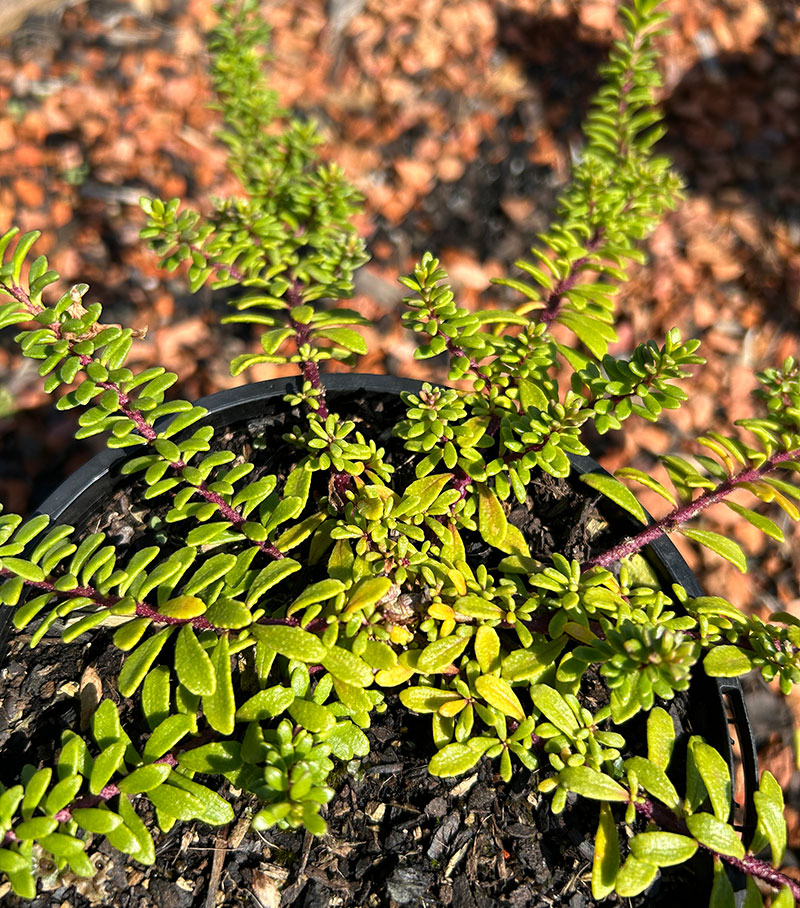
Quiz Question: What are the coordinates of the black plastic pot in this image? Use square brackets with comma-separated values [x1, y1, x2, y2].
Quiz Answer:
[1, 372, 758, 880]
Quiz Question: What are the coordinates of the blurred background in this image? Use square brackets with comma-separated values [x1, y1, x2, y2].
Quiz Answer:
[0, 0, 799, 877]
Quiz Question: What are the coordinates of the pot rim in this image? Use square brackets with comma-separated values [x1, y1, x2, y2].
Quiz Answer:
[10, 371, 758, 841]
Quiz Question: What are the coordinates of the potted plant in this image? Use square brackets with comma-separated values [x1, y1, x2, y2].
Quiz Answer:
[0, 0, 798, 904]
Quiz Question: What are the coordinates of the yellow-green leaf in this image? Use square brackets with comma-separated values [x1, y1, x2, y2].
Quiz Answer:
[416, 635, 470, 673]
[477, 482, 508, 547]
[203, 634, 235, 735]
[703, 645, 755, 677]
[647, 708, 675, 772]
[692, 741, 731, 821]
[474, 674, 524, 721]
[343, 576, 392, 616]
[560, 765, 628, 802]
[250, 623, 326, 662]
[288, 698, 335, 734]
[236, 686, 294, 722]
[204, 597, 252, 629]
[615, 855, 658, 898]
[428, 740, 493, 777]
[681, 528, 747, 573]
[624, 757, 680, 809]
[117, 763, 172, 795]
[753, 771, 786, 867]
[157, 595, 206, 619]
[118, 627, 175, 697]
[630, 831, 697, 867]
[474, 626, 500, 674]
[685, 813, 744, 858]
[174, 624, 216, 695]
[592, 802, 619, 899]
[580, 473, 647, 524]
[399, 686, 461, 714]
[321, 645, 373, 687]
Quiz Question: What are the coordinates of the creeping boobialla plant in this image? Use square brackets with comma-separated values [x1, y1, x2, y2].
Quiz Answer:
[0, 0, 799, 904]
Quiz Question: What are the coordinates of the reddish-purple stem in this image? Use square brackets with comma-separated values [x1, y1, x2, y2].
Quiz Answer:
[4, 281, 284, 561]
[588, 446, 800, 569]
[632, 798, 800, 900]
[539, 232, 604, 327]
[286, 280, 329, 419]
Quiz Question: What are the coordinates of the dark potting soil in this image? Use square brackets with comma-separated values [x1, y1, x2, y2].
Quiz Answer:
[0, 387, 718, 907]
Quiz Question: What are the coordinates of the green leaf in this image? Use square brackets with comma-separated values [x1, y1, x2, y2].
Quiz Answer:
[146, 784, 205, 822]
[117, 793, 156, 865]
[624, 757, 680, 809]
[203, 634, 236, 735]
[7, 867, 36, 899]
[174, 624, 216, 696]
[313, 326, 367, 354]
[13, 816, 58, 840]
[288, 698, 335, 734]
[615, 855, 658, 898]
[204, 597, 252, 629]
[142, 665, 171, 731]
[692, 741, 731, 821]
[680, 529, 747, 573]
[685, 813, 744, 858]
[89, 741, 127, 795]
[630, 831, 697, 867]
[559, 766, 628, 802]
[92, 699, 126, 749]
[477, 482, 509, 547]
[117, 763, 172, 794]
[580, 473, 647, 524]
[245, 558, 301, 607]
[178, 742, 242, 774]
[592, 802, 620, 899]
[753, 771, 786, 867]
[343, 576, 392, 616]
[320, 646, 373, 687]
[118, 627, 175, 697]
[163, 772, 234, 825]
[428, 740, 493, 777]
[236, 686, 295, 722]
[71, 806, 124, 835]
[45, 774, 82, 814]
[400, 686, 462, 714]
[142, 713, 196, 762]
[531, 685, 579, 735]
[723, 501, 784, 542]
[474, 674, 525, 721]
[0, 848, 29, 875]
[286, 579, 345, 614]
[647, 708, 675, 772]
[250, 624, 326, 662]
[474, 626, 500, 674]
[21, 767, 52, 818]
[0, 556, 45, 582]
[416, 635, 470, 673]
[38, 832, 86, 859]
[710, 858, 736, 908]
[703, 646, 755, 677]
[327, 721, 370, 761]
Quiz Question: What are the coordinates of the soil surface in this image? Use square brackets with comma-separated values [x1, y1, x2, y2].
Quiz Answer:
[0, 387, 727, 907]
